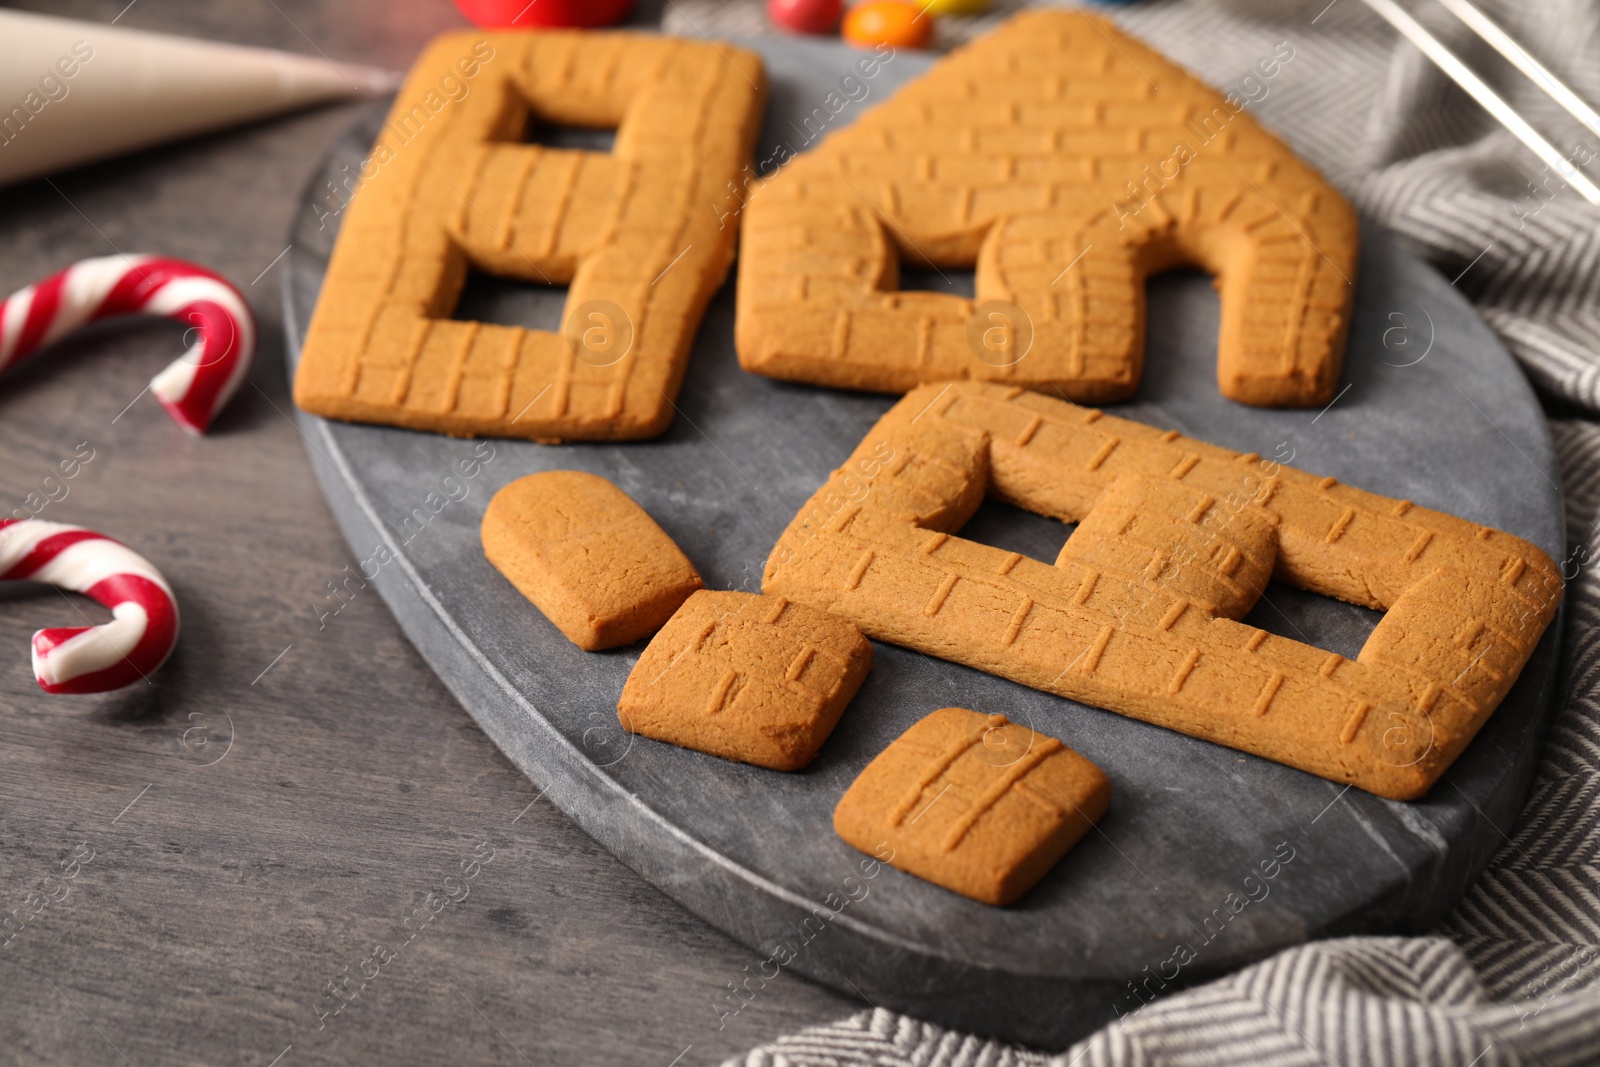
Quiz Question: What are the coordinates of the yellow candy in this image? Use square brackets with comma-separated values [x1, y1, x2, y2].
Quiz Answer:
[919, 0, 991, 14]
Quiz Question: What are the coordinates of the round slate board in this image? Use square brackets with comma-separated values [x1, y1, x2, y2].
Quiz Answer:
[282, 37, 1565, 1047]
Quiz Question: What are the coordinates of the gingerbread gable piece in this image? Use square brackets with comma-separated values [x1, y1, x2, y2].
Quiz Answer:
[764, 382, 1560, 800]
[737, 11, 1356, 408]
[295, 31, 765, 440]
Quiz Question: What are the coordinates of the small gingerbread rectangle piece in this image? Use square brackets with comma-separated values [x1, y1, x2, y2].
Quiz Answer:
[482, 471, 701, 650]
[618, 591, 872, 771]
[834, 708, 1109, 905]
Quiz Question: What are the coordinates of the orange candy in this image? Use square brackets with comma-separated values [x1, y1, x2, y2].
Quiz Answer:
[842, 1, 934, 49]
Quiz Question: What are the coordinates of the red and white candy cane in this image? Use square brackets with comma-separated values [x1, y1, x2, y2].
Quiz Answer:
[0, 519, 179, 694]
[0, 255, 255, 434]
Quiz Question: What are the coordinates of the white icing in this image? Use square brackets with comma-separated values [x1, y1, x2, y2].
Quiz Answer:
[0, 9, 398, 188]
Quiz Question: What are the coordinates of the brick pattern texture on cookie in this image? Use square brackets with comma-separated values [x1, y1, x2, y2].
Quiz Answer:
[618, 590, 872, 770]
[294, 31, 766, 441]
[765, 382, 1562, 800]
[736, 11, 1356, 407]
[833, 707, 1111, 905]
[482, 471, 702, 650]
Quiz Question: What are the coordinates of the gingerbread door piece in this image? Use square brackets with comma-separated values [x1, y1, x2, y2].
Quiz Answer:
[763, 382, 1560, 800]
[294, 31, 765, 440]
[736, 12, 1356, 408]
[482, 471, 703, 650]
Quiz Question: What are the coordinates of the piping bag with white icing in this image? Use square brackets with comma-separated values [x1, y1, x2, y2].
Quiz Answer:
[0, 10, 399, 188]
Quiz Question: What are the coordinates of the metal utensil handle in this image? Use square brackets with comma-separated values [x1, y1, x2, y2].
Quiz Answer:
[1433, 0, 1600, 143]
[1359, 0, 1600, 205]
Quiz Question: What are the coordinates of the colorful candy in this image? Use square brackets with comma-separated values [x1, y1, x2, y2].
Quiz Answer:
[0, 255, 255, 434]
[769, 0, 844, 34]
[919, 0, 989, 12]
[452, 0, 633, 27]
[0, 519, 179, 694]
[843, 1, 934, 49]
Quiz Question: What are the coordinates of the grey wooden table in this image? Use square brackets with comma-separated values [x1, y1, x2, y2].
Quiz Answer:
[0, 2, 857, 1064]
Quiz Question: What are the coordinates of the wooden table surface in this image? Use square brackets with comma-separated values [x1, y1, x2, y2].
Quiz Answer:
[0, 2, 858, 1063]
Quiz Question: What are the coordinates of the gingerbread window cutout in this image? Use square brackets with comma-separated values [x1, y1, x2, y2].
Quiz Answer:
[294, 31, 765, 441]
[764, 382, 1561, 800]
[735, 11, 1355, 408]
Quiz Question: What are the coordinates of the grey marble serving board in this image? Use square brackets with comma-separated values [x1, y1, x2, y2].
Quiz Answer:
[282, 38, 1564, 1047]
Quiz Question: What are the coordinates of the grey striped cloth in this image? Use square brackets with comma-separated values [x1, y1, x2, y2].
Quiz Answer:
[660, 0, 1600, 1062]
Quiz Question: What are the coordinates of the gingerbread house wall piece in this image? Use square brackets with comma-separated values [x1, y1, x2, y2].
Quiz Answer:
[736, 12, 1356, 408]
[763, 382, 1561, 800]
[294, 31, 765, 441]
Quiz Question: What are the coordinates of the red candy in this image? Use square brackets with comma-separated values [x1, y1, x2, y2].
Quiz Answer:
[768, 0, 843, 34]
[452, 0, 633, 28]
